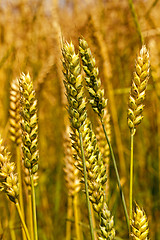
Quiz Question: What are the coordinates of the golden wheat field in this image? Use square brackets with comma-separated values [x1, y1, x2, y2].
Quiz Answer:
[0, 0, 160, 239]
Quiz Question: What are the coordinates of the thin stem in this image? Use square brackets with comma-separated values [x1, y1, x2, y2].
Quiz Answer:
[101, 120, 129, 231]
[15, 200, 31, 240]
[30, 172, 38, 240]
[9, 204, 16, 240]
[128, 0, 144, 45]
[28, 192, 34, 240]
[16, 146, 26, 240]
[73, 194, 82, 240]
[129, 134, 134, 229]
[66, 195, 72, 240]
[78, 129, 95, 240]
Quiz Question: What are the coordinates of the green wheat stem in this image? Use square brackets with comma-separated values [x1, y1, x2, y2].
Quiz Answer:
[128, 0, 144, 45]
[79, 129, 95, 240]
[129, 134, 134, 231]
[101, 120, 129, 231]
[30, 171, 38, 240]
[15, 200, 31, 240]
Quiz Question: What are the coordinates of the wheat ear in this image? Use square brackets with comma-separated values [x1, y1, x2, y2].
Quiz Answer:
[9, 78, 27, 240]
[131, 204, 149, 240]
[0, 137, 31, 240]
[127, 45, 150, 136]
[19, 72, 39, 240]
[128, 46, 150, 228]
[62, 41, 95, 240]
[79, 38, 107, 119]
[63, 40, 115, 240]
[79, 37, 129, 229]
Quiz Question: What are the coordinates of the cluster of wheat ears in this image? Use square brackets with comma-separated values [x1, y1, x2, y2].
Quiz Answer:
[0, 32, 151, 240]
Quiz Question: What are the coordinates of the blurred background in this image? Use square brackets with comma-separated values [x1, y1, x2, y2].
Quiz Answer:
[0, 0, 160, 239]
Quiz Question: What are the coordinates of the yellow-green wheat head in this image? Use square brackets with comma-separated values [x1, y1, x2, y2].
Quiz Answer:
[9, 78, 21, 145]
[131, 204, 149, 240]
[79, 38, 107, 119]
[128, 45, 150, 136]
[62, 41, 87, 130]
[19, 73, 39, 174]
[99, 202, 115, 240]
[0, 138, 19, 203]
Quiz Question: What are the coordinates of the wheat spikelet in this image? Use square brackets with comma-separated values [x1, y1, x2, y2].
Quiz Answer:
[128, 45, 150, 135]
[131, 204, 149, 240]
[79, 38, 107, 119]
[63, 126, 81, 196]
[9, 78, 21, 145]
[0, 137, 19, 203]
[19, 73, 39, 174]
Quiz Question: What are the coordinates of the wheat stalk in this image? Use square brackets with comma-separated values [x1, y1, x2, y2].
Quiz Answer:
[128, 46, 150, 229]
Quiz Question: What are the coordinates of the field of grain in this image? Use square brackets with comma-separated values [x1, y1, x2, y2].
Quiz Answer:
[0, 0, 160, 239]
